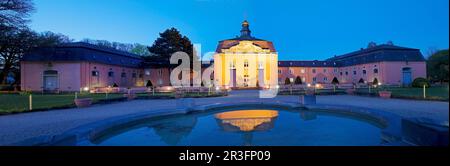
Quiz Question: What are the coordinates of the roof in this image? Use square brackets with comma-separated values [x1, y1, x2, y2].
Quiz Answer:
[278, 61, 339, 67]
[216, 20, 276, 53]
[327, 44, 425, 66]
[22, 42, 143, 68]
[280, 43, 425, 68]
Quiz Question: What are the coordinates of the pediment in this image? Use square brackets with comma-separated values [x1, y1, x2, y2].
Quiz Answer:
[222, 41, 271, 53]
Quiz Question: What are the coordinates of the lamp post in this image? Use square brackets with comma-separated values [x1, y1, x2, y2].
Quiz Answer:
[423, 84, 426, 99]
[29, 94, 33, 111]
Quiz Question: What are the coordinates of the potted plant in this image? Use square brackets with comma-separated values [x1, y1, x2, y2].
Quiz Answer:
[124, 88, 136, 100]
[378, 85, 391, 99]
[74, 93, 93, 108]
[345, 88, 355, 95]
[299, 88, 316, 105]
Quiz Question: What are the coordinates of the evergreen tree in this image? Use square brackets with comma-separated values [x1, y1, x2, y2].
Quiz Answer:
[331, 77, 339, 84]
[294, 76, 302, 84]
[285, 78, 291, 85]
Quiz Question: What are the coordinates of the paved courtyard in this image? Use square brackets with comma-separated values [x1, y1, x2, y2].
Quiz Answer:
[0, 90, 448, 145]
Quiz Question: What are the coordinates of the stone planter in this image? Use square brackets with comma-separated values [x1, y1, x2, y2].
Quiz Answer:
[346, 89, 355, 95]
[175, 90, 185, 99]
[124, 93, 136, 100]
[379, 91, 392, 99]
[74, 98, 93, 108]
[299, 95, 316, 105]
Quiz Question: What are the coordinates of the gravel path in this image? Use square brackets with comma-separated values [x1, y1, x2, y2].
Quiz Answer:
[0, 90, 448, 145]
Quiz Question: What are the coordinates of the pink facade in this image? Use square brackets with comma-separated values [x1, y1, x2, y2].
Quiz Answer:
[278, 61, 426, 85]
[21, 61, 144, 92]
[142, 68, 171, 87]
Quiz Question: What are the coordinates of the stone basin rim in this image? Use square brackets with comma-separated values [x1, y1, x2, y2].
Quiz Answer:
[11, 102, 402, 146]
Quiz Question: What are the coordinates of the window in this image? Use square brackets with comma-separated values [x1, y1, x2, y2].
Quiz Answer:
[145, 69, 151, 76]
[290, 78, 294, 83]
[121, 72, 126, 78]
[340, 72, 343, 76]
[312, 69, 316, 73]
[244, 60, 249, 67]
[312, 77, 317, 82]
[289, 69, 293, 74]
[334, 68, 338, 73]
[324, 77, 328, 81]
[158, 69, 163, 76]
[300, 69, 305, 73]
[132, 73, 137, 78]
[278, 69, 281, 74]
[158, 79, 163, 85]
[139, 74, 143, 78]
[91, 71, 99, 76]
[353, 71, 357, 75]
[108, 71, 114, 77]
[345, 71, 348, 75]
[363, 70, 367, 75]
[323, 69, 327, 73]
[374, 68, 379, 74]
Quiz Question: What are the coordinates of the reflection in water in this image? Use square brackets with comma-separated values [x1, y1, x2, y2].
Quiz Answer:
[300, 111, 317, 121]
[215, 110, 278, 145]
[150, 116, 197, 145]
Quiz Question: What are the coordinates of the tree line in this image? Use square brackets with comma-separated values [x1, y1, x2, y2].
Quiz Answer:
[0, 0, 165, 86]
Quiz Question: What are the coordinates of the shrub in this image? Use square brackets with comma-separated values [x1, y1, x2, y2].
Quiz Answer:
[412, 77, 430, 88]
[285, 78, 291, 85]
[294, 76, 302, 85]
[358, 78, 365, 84]
[112, 83, 119, 87]
[146, 80, 153, 88]
[373, 78, 379, 85]
[331, 77, 339, 84]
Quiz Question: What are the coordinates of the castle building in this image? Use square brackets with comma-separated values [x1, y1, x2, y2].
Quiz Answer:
[214, 20, 278, 88]
[20, 21, 426, 92]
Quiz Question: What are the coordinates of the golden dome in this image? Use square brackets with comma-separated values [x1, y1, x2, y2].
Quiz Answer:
[242, 20, 249, 27]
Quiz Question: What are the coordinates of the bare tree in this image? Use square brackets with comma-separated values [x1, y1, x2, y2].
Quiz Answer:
[425, 47, 439, 59]
[0, 0, 34, 28]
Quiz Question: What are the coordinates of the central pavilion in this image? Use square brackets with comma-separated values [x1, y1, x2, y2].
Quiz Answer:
[214, 20, 279, 89]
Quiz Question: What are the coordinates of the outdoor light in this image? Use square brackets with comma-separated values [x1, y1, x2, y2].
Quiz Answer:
[307, 83, 311, 87]
[83, 87, 89, 91]
[225, 85, 229, 90]
[315, 84, 321, 88]
[378, 82, 382, 86]
[276, 85, 280, 89]
[215, 87, 220, 91]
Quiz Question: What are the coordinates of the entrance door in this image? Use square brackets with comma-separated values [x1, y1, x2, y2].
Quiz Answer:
[402, 67, 412, 85]
[43, 70, 58, 91]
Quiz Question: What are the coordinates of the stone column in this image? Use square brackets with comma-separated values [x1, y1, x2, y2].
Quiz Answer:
[258, 68, 265, 87]
[229, 68, 236, 88]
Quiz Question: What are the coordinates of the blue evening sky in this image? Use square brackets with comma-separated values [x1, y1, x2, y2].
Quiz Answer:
[30, 0, 449, 60]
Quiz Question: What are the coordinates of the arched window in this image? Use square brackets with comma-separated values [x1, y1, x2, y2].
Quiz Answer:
[373, 68, 379, 74]
[108, 71, 114, 77]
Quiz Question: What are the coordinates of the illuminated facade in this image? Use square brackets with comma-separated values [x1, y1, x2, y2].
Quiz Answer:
[214, 20, 278, 88]
[20, 21, 426, 92]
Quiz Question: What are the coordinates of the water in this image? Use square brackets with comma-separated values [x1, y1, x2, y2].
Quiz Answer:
[93, 109, 385, 146]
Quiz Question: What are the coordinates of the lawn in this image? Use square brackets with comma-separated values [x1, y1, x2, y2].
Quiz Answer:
[355, 86, 449, 101]
[278, 88, 346, 95]
[0, 93, 125, 114]
[0, 91, 226, 114]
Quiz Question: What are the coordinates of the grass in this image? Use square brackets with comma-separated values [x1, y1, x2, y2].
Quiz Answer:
[278, 88, 346, 95]
[0, 93, 125, 114]
[355, 86, 449, 101]
[0, 91, 227, 114]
